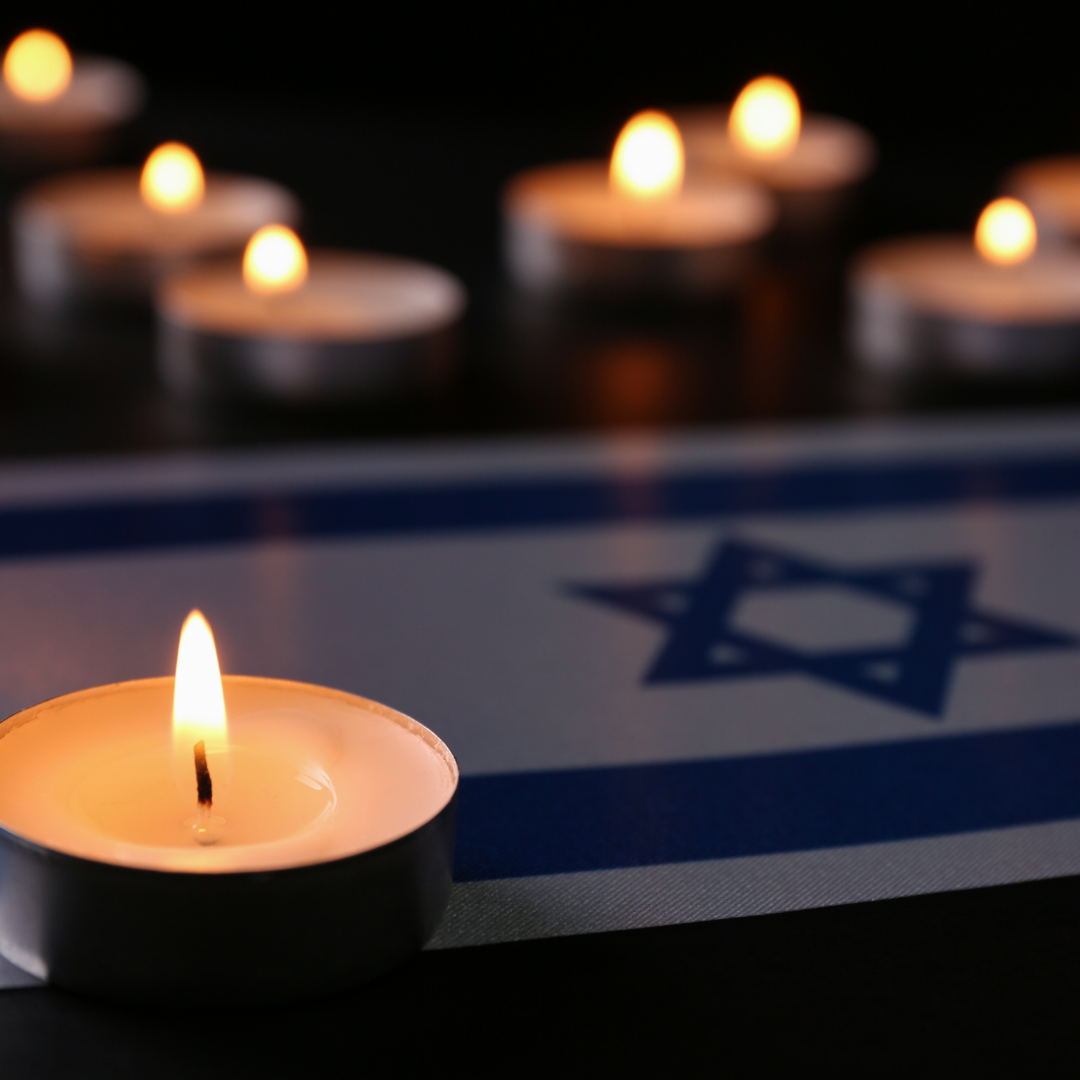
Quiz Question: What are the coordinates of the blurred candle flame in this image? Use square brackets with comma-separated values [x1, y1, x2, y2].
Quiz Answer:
[243, 225, 308, 293]
[610, 110, 684, 200]
[975, 197, 1037, 266]
[3, 30, 72, 103]
[141, 143, 205, 214]
[729, 76, 801, 160]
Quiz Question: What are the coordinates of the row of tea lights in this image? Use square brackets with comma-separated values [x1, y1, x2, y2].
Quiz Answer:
[7, 29, 1079, 401]
[0, 30, 466, 401]
[508, 84, 1080, 378]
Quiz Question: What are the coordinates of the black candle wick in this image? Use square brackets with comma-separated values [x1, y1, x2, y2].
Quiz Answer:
[193, 740, 213, 807]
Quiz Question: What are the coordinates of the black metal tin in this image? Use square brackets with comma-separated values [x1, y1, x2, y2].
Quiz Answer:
[501, 165, 776, 298]
[157, 315, 459, 402]
[504, 213, 765, 297]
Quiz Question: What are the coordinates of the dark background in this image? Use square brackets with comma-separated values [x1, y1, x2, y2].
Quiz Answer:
[0, 0, 1071, 146]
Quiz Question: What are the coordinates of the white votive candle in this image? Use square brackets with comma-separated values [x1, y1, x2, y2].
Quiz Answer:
[157, 226, 467, 401]
[0, 30, 142, 167]
[504, 110, 776, 295]
[850, 198, 1080, 375]
[0, 610, 458, 1001]
[12, 142, 300, 306]
[677, 77, 876, 231]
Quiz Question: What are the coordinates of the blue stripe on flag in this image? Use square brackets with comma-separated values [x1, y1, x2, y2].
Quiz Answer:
[2, 451, 1080, 560]
[454, 720, 1080, 880]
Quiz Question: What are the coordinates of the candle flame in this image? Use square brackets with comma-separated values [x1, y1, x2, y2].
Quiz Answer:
[173, 609, 226, 751]
[729, 76, 801, 160]
[975, 197, 1037, 266]
[141, 143, 205, 214]
[243, 225, 308, 294]
[172, 610, 227, 844]
[610, 110, 684, 200]
[3, 30, 72, 103]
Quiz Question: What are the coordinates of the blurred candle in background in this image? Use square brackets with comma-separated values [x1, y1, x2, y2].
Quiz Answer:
[502, 108, 775, 295]
[156, 225, 466, 402]
[11, 143, 300, 308]
[728, 76, 801, 161]
[975, 198, 1038, 265]
[610, 110, 685, 199]
[4, 30, 72, 102]
[678, 75, 875, 233]
[0, 29, 143, 169]
[849, 197, 1080, 377]
[140, 142, 206, 214]
[242, 224, 309, 293]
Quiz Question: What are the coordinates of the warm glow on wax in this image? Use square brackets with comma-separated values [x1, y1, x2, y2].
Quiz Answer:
[140, 143, 205, 214]
[729, 76, 801, 160]
[610, 111, 684, 200]
[3, 30, 72, 103]
[243, 224, 308, 293]
[975, 198, 1037, 266]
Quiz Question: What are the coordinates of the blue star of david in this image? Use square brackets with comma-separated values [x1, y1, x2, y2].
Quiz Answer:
[567, 539, 1077, 717]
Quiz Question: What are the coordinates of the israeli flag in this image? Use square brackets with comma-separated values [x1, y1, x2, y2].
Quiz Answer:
[2, 413, 1080, 986]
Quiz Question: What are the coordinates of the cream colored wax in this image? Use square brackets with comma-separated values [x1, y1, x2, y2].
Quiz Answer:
[0, 676, 457, 873]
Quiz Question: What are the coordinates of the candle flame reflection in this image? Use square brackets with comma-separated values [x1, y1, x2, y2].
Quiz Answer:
[141, 143, 205, 214]
[3, 30, 72, 103]
[243, 225, 308, 293]
[610, 111, 684, 200]
[730, 76, 801, 160]
[975, 198, 1037, 266]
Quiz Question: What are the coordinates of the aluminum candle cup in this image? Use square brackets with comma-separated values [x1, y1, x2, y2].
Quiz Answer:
[0, 55, 143, 168]
[12, 170, 300, 307]
[156, 252, 467, 402]
[503, 162, 776, 296]
[0, 675, 458, 1003]
[849, 236, 1080, 376]
[677, 109, 876, 232]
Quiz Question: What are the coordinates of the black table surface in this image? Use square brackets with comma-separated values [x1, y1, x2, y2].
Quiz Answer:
[1, 95, 1079, 1075]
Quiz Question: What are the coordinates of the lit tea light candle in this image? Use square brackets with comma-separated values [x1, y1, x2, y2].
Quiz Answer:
[1006, 156, 1080, 244]
[850, 198, 1080, 375]
[156, 226, 466, 401]
[12, 141, 300, 307]
[677, 76, 876, 231]
[503, 109, 776, 295]
[0, 610, 458, 1001]
[0, 29, 143, 167]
